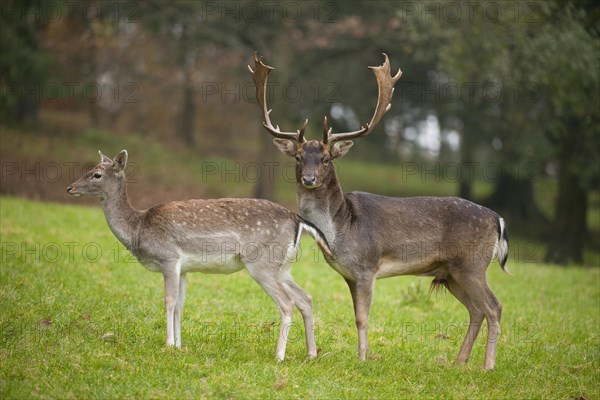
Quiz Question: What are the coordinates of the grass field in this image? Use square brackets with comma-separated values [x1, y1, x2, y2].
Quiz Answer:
[1, 196, 599, 399]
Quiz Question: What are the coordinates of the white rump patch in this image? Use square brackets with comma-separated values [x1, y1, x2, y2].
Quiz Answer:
[494, 217, 510, 273]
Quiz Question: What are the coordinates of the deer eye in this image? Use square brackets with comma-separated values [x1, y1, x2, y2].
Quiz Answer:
[323, 157, 330, 166]
[93, 172, 102, 179]
[295, 155, 302, 163]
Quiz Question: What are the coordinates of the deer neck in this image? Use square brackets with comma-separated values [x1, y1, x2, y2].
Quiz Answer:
[100, 180, 142, 252]
[297, 167, 350, 246]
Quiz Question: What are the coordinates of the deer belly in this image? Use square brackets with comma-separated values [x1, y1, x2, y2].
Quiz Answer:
[376, 257, 429, 279]
[140, 261, 162, 272]
[329, 262, 355, 280]
[180, 252, 245, 274]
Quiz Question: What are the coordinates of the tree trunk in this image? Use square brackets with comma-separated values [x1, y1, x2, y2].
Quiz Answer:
[485, 170, 548, 222]
[253, 133, 277, 200]
[179, 82, 195, 146]
[545, 149, 588, 265]
[15, 98, 39, 123]
[87, 27, 99, 127]
[178, 23, 196, 146]
[459, 120, 475, 200]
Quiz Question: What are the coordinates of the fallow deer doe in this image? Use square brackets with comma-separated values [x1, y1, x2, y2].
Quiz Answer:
[249, 53, 509, 369]
[67, 150, 330, 361]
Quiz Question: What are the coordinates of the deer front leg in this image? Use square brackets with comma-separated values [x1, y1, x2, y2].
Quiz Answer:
[174, 273, 187, 348]
[346, 277, 375, 361]
[163, 267, 180, 347]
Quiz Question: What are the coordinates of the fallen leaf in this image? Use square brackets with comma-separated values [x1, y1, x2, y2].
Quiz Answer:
[262, 321, 275, 333]
[275, 375, 288, 391]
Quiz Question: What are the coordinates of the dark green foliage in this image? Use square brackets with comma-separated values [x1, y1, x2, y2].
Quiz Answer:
[1, 0, 597, 263]
[0, 0, 50, 122]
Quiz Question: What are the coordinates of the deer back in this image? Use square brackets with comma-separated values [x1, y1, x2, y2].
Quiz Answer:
[132, 199, 302, 272]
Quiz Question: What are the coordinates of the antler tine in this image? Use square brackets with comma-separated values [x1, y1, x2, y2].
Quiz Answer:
[297, 118, 309, 142]
[326, 53, 402, 143]
[248, 52, 304, 141]
[322, 116, 333, 143]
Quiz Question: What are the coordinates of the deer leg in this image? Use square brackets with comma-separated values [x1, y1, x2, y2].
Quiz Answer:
[482, 286, 502, 370]
[446, 278, 484, 365]
[174, 273, 187, 348]
[246, 264, 295, 362]
[452, 273, 502, 370]
[346, 277, 375, 361]
[162, 266, 181, 347]
[281, 271, 317, 360]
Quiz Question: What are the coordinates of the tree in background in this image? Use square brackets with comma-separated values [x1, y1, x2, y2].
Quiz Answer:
[534, 3, 599, 264]
[1, 0, 49, 122]
[2, 0, 597, 264]
[400, 1, 598, 263]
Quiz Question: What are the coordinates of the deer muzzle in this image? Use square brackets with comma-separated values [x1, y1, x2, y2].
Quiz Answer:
[66, 186, 81, 197]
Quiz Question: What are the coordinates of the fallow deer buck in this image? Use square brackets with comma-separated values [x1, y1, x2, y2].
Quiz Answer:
[67, 150, 331, 361]
[249, 53, 509, 370]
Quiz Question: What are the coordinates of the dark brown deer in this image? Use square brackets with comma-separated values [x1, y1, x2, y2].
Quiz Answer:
[67, 150, 331, 361]
[249, 53, 509, 370]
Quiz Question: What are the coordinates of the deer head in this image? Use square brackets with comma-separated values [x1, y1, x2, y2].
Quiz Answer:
[249, 52, 402, 188]
[67, 150, 128, 200]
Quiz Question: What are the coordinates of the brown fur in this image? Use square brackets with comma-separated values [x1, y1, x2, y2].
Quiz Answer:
[251, 53, 508, 369]
[67, 150, 331, 361]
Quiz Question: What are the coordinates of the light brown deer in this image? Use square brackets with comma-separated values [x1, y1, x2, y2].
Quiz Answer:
[67, 150, 330, 361]
[249, 53, 509, 369]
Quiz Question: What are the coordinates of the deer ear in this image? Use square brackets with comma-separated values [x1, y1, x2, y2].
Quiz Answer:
[331, 140, 354, 159]
[99, 150, 112, 164]
[273, 138, 297, 157]
[113, 150, 128, 172]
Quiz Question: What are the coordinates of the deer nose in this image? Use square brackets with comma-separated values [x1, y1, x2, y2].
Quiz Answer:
[302, 176, 316, 187]
[67, 186, 72, 193]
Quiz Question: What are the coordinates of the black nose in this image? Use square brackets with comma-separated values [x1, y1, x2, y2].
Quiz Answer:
[67, 186, 72, 193]
[302, 176, 316, 186]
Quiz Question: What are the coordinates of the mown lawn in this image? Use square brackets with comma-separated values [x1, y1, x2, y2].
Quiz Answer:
[1, 197, 598, 399]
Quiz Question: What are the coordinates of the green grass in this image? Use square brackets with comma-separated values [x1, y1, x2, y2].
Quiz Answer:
[1, 197, 599, 399]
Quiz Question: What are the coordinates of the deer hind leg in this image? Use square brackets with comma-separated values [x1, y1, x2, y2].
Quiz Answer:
[446, 277, 484, 365]
[245, 263, 295, 362]
[281, 270, 317, 360]
[450, 272, 502, 370]
[481, 285, 502, 370]
[346, 277, 375, 362]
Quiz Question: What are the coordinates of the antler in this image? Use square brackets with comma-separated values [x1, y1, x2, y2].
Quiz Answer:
[248, 52, 308, 142]
[324, 53, 402, 144]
